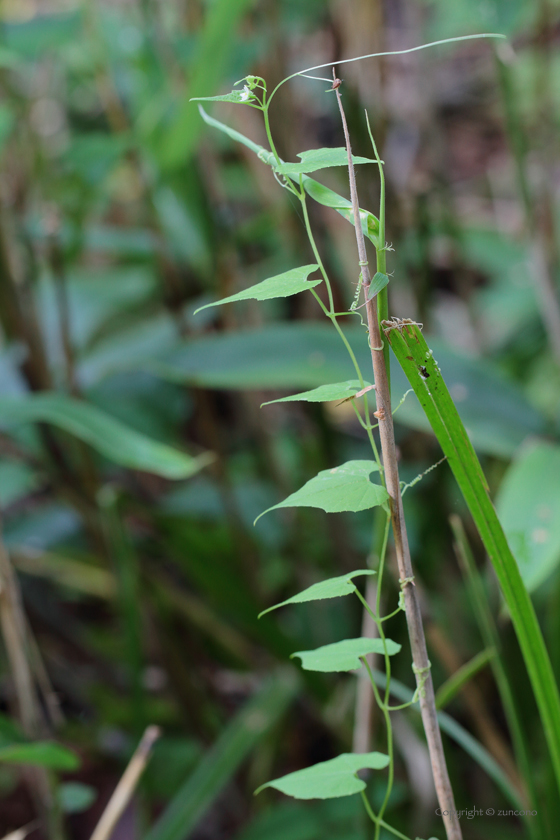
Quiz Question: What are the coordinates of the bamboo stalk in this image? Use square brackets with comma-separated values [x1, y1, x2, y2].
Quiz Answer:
[333, 78, 462, 840]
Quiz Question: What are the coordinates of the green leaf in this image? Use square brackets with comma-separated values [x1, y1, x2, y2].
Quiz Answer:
[274, 148, 374, 178]
[450, 516, 540, 818]
[0, 394, 211, 480]
[145, 670, 298, 840]
[261, 380, 370, 407]
[58, 782, 96, 814]
[196, 109, 380, 245]
[198, 105, 276, 164]
[496, 442, 560, 592]
[256, 752, 389, 800]
[386, 321, 560, 797]
[292, 638, 401, 672]
[255, 461, 388, 523]
[366, 273, 390, 300]
[259, 570, 376, 617]
[194, 265, 320, 314]
[190, 89, 256, 104]
[153, 322, 545, 457]
[0, 460, 38, 509]
[0, 741, 80, 770]
[302, 178, 380, 247]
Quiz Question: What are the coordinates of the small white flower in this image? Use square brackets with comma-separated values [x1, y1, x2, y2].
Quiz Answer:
[239, 85, 252, 102]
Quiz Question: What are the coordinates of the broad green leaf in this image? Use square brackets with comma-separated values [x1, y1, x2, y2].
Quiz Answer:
[261, 380, 371, 407]
[275, 148, 374, 178]
[3, 11, 81, 57]
[145, 671, 298, 840]
[256, 752, 389, 800]
[496, 442, 560, 592]
[153, 322, 545, 457]
[259, 570, 376, 617]
[366, 273, 390, 300]
[0, 394, 211, 480]
[0, 741, 80, 770]
[194, 265, 320, 314]
[292, 638, 401, 672]
[386, 322, 560, 795]
[255, 461, 388, 523]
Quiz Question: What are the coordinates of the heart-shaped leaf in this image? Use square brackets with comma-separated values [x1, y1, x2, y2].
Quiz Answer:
[366, 272, 390, 300]
[194, 265, 320, 314]
[256, 752, 389, 800]
[255, 461, 388, 523]
[274, 148, 374, 178]
[261, 380, 371, 407]
[291, 637, 401, 672]
[259, 570, 376, 617]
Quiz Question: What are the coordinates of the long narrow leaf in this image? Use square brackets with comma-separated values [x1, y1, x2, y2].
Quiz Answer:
[160, 0, 257, 168]
[450, 515, 543, 837]
[0, 394, 211, 479]
[385, 321, 560, 796]
[435, 648, 496, 710]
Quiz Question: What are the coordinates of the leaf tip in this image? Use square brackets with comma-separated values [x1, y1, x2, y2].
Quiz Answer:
[253, 507, 272, 527]
[253, 782, 268, 796]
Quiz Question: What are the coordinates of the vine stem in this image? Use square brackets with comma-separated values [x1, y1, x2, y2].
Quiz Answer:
[334, 78, 462, 840]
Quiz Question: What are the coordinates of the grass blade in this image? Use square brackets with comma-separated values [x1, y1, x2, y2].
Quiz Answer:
[160, 0, 257, 168]
[435, 648, 496, 711]
[145, 669, 298, 840]
[371, 670, 523, 811]
[385, 321, 560, 797]
[450, 515, 544, 838]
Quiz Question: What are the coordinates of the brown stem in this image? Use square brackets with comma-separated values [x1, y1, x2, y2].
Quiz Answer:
[334, 80, 462, 840]
[0, 519, 65, 839]
[89, 726, 160, 840]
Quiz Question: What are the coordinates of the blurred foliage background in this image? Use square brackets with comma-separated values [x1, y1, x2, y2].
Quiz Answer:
[0, 0, 560, 839]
